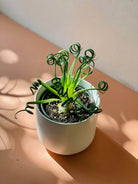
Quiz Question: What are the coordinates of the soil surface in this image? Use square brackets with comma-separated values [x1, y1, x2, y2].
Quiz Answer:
[40, 88, 93, 123]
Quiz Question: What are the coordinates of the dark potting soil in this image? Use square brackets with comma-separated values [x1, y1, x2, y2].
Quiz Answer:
[40, 88, 94, 123]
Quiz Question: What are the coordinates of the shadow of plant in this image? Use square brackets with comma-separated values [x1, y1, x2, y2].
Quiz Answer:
[47, 128, 138, 184]
[0, 127, 59, 184]
[0, 77, 60, 184]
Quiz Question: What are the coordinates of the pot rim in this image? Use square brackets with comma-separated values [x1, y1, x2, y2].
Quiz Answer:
[35, 78, 100, 125]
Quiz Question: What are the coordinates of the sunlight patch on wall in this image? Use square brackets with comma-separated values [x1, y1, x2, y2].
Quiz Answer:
[21, 133, 75, 182]
[0, 77, 31, 95]
[122, 119, 138, 158]
[0, 95, 20, 110]
[122, 120, 138, 141]
[97, 113, 119, 132]
[0, 49, 19, 64]
[8, 79, 31, 95]
[123, 141, 138, 159]
[21, 133, 53, 170]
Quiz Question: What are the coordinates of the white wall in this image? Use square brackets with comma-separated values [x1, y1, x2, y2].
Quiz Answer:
[0, 0, 138, 92]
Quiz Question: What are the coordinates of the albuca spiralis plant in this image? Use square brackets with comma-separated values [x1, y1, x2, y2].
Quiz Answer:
[15, 43, 108, 121]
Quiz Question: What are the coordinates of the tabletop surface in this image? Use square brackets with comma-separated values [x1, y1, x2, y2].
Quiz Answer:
[0, 13, 138, 184]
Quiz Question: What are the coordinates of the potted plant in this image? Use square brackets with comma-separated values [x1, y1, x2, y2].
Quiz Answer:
[15, 43, 108, 155]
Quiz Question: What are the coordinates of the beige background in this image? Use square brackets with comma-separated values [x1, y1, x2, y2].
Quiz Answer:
[0, 0, 138, 92]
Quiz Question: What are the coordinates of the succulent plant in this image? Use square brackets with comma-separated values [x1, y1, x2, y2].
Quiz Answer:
[15, 43, 108, 120]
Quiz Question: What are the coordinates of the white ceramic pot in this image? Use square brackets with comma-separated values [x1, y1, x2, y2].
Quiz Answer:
[35, 78, 100, 155]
